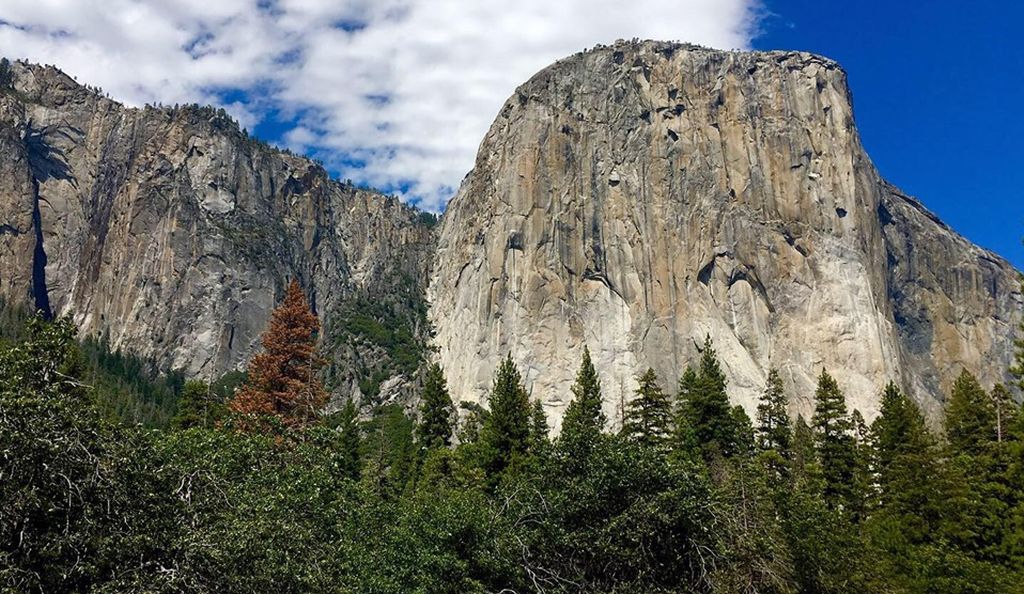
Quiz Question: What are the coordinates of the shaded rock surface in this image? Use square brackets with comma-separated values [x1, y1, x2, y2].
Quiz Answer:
[429, 41, 1021, 430]
[0, 60, 436, 402]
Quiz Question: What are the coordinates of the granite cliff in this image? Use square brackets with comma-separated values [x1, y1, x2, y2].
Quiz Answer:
[0, 42, 1019, 427]
[0, 59, 436, 403]
[428, 41, 1021, 429]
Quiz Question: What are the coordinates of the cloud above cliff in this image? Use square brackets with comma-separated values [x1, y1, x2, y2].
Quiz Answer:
[0, 0, 760, 210]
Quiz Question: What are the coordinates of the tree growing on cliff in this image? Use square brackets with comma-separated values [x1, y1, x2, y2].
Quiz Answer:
[228, 280, 326, 430]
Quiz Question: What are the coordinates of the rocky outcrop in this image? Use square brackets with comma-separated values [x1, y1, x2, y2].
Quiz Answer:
[0, 60, 436, 401]
[429, 41, 1021, 429]
[1, 46, 1018, 427]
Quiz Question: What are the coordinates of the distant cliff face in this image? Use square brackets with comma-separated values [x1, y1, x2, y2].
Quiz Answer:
[0, 61, 436, 402]
[429, 41, 1021, 429]
[1, 46, 1018, 427]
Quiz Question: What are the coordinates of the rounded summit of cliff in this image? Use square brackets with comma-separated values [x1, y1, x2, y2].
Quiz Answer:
[431, 39, 1018, 432]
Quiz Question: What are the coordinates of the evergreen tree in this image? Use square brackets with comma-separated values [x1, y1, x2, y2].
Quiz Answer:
[479, 355, 532, 476]
[623, 368, 672, 448]
[990, 383, 1018, 444]
[782, 414, 835, 593]
[789, 415, 818, 482]
[673, 366, 700, 455]
[229, 280, 326, 430]
[849, 409, 872, 521]
[172, 380, 222, 429]
[529, 399, 549, 452]
[943, 373, 1022, 572]
[561, 346, 605, 446]
[361, 404, 416, 495]
[417, 363, 454, 450]
[945, 369, 997, 455]
[458, 401, 488, 445]
[869, 382, 943, 540]
[755, 368, 791, 454]
[730, 405, 755, 457]
[810, 369, 856, 510]
[678, 335, 737, 458]
[332, 400, 362, 479]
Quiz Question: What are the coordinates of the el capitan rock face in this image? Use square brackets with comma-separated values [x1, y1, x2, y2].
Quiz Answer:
[0, 43, 1019, 427]
[0, 60, 436, 402]
[428, 41, 1021, 429]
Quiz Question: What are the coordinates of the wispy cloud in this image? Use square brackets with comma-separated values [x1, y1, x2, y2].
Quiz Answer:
[0, 0, 761, 210]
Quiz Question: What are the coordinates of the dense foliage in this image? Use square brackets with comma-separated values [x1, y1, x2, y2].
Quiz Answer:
[0, 301, 188, 428]
[3, 308, 1024, 593]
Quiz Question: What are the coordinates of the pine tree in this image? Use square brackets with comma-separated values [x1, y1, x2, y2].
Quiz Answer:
[849, 409, 872, 521]
[417, 363, 454, 450]
[561, 346, 605, 446]
[623, 368, 672, 448]
[869, 382, 942, 541]
[333, 399, 362, 477]
[361, 404, 416, 494]
[811, 369, 856, 510]
[990, 384, 1017, 444]
[790, 415, 820, 486]
[945, 369, 997, 455]
[172, 379, 221, 429]
[679, 335, 738, 457]
[783, 414, 835, 593]
[755, 368, 791, 454]
[458, 401, 488, 445]
[673, 366, 700, 455]
[228, 280, 326, 430]
[529, 399, 549, 452]
[730, 405, 755, 456]
[479, 355, 532, 476]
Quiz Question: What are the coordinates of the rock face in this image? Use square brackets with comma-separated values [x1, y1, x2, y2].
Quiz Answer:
[429, 41, 1021, 429]
[0, 60, 436, 401]
[1, 45, 1019, 427]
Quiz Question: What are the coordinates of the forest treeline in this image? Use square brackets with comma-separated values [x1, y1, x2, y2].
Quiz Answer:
[2, 282, 1024, 593]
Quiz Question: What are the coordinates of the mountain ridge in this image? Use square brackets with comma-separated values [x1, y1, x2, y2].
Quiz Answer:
[429, 39, 1021, 428]
[1, 43, 1020, 427]
[0, 57, 437, 406]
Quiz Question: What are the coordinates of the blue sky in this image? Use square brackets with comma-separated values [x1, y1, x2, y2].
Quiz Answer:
[756, 0, 1024, 268]
[1, 0, 1019, 266]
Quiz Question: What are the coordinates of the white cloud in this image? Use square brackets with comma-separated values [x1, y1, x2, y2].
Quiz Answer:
[0, 0, 761, 210]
